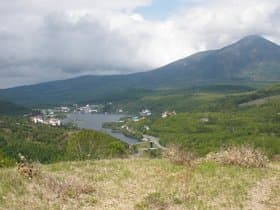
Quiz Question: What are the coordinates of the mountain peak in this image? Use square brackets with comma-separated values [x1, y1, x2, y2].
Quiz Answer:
[219, 35, 279, 55]
[241, 35, 265, 41]
[235, 35, 278, 47]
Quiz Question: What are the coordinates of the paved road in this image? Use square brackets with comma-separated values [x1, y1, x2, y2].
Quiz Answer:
[142, 135, 167, 150]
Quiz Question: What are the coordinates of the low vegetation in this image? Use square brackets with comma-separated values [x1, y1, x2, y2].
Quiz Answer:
[205, 145, 268, 168]
[0, 158, 279, 209]
[122, 85, 280, 158]
[163, 144, 195, 166]
[65, 130, 128, 160]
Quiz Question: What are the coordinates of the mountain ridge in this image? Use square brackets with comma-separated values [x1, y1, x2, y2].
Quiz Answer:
[0, 35, 279, 105]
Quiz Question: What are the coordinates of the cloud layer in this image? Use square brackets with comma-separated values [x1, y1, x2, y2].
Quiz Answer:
[0, 0, 280, 88]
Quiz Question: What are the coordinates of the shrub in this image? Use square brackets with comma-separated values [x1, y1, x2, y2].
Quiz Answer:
[0, 155, 15, 168]
[65, 130, 128, 160]
[163, 144, 195, 166]
[205, 145, 268, 168]
[44, 176, 95, 199]
[17, 153, 37, 179]
[105, 142, 128, 158]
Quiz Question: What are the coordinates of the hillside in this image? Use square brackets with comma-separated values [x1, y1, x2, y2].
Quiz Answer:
[0, 101, 30, 116]
[108, 85, 280, 158]
[0, 116, 128, 167]
[112, 84, 256, 114]
[0, 35, 280, 105]
[0, 158, 279, 210]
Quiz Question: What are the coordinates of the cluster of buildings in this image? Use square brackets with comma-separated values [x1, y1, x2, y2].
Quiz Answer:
[56, 106, 71, 113]
[40, 106, 71, 118]
[31, 116, 61, 126]
[130, 109, 152, 122]
[140, 109, 152, 117]
[76, 104, 99, 114]
[41, 104, 104, 115]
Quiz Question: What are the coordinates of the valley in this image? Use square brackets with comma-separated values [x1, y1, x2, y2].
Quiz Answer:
[0, 35, 279, 210]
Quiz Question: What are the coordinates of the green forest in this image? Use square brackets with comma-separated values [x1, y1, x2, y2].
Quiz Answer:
[0, 117, 128, 167]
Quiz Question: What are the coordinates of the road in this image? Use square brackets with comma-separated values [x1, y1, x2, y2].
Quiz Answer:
[142, 135, 167, 150]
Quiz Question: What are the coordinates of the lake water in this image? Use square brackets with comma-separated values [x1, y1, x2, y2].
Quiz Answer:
[63, 113, 139, 145]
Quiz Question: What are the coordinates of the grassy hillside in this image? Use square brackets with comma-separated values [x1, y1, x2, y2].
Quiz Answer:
[0, 158, 279, 209]
[115, 84, 280, 114]
[112, 85, 280, 158]
[112, 85, 256, 114]
[152, 101, 279, 157]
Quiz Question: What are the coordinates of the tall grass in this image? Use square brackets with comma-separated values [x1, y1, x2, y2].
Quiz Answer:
[205, 145, 268, 168]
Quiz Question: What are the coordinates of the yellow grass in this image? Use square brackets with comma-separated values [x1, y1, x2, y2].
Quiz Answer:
[0, 158, 279, 210]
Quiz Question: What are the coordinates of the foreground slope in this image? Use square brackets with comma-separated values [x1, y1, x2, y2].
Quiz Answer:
[0, 35, 280, 105]
[0, 158, 279, 210]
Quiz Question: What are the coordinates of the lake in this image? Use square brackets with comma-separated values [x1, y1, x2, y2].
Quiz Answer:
[63, 113, 139, 145]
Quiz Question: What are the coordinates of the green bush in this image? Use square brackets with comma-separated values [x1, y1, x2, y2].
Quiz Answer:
[0, 150, 15, 168]
[66, 130, 128, 160]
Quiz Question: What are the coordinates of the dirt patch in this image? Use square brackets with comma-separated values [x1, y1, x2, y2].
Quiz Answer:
[245, 177, 278, 210]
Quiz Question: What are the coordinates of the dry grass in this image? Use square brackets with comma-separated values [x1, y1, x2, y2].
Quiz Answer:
[0, 158, 279, 210]
[135, 192, 177, 210]
[205, 145, 269, 168]
[41, 174, 95, 199]
[163, 144, 195, 166]
[262, 162, 280, 210]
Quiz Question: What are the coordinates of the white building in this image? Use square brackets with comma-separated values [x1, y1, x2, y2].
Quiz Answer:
[31, 116, 44, 124]
[140, 109, 152, 117]
[48, 118, 61, 126]
[60, 106, 71, 113]
[31, 116, 61, 126]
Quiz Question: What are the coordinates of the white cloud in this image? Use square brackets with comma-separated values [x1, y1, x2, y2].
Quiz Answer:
[0, 0, 280, 88]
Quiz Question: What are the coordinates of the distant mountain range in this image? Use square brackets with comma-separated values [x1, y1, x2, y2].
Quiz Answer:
[0, 35, 280, 105]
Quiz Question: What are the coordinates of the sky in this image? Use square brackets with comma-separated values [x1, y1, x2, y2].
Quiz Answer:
[0, 0, 280, 88]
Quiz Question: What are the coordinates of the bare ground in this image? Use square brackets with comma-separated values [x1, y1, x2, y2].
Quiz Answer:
[245, 163, 280, 210]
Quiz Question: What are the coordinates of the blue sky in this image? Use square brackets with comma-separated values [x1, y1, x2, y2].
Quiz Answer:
[135, 0, 199, 20]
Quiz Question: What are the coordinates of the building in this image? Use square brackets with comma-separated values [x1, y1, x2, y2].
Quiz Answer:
[200, 117, 209, 123]
[31, 116, 44, 124]
[132, 116, 140, 122]
[140, 109, 152, 117]
[60, 106, 71, 113]
[144, 125, 150, 131]
[30, 116, 61, 126]
[161, 110, 177, 118]
[48, 118, 61, 126]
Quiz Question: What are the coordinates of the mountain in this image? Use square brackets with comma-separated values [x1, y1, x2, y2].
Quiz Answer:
[137, 35, 280, 86]
[0, 35, 280, 105]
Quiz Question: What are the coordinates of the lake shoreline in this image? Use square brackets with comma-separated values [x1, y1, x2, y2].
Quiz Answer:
[63, 113, 139, 145]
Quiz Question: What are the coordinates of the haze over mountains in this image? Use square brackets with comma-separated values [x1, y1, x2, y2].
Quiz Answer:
[0, 35, 280, 105]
